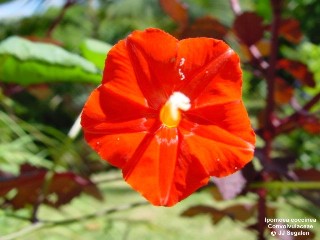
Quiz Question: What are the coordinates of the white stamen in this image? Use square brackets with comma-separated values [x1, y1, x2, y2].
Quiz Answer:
[179, 57, 185, 66]
[168, 92, 191, 115]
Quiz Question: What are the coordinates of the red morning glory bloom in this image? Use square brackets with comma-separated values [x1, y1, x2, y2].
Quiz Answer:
[81, 28, 255, 206]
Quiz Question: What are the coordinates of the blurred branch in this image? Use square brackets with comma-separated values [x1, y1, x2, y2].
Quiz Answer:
[275, 91, 320, 135]
[230, 1, 284, 239]
[229, 0, 241, 15]
[264, 0, 282, 139]
[301, 91, 320, 112]
[46, 0, 77, 38]
[0, 222, 45, 240]
[248, 45, 269, 71]
[258, 2, 283, 239]
[92, 175, 123, 185]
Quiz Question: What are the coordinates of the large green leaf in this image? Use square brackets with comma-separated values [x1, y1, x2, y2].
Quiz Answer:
[0, 36, 101, 85]
[80, 38, 112, 69]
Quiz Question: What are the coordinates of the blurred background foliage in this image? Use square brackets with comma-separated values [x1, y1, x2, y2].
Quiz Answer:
[0, 0, 319, 239]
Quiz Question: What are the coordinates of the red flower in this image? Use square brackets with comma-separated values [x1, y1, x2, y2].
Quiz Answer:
[81, 28, 255, 206]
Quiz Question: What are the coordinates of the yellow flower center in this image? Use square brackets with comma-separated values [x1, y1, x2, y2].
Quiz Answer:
[160, 92, 191, 128]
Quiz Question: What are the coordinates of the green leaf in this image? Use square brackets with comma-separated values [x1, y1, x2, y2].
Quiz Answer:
[80, 38, 112, 69]
[0, 36, 101, 85]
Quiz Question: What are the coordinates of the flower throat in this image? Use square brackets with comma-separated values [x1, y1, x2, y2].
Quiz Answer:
[159, 92, 191, 128]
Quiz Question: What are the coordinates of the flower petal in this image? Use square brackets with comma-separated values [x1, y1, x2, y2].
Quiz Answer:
[84, 132, 148, 168]
[122, 126, 178, 206]
[122, 125, 209, 206]
[126, 28, 179, 109]
[102, 39, 149, 108]
[185, 100, 255, 145]
[180, 119, 254, 177]
[81, 84, 156, 127]
[81, 84, 157, 168]
[176, 38, 242, 105]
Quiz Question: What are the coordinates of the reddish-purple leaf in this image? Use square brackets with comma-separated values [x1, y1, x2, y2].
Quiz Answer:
[182, 204, 255, 224]
[277, 59, 316, 88]
[241, 162, 259, 183]
[269, 156, 296, 177]
[223, 205, 255, 221]
[179, 16, 228, 40]
[302, 116, 320, 134]
[274, 77, 294, 104]
[279, 19, 303, 44]
[233, 12, 264, 46]
[255, 148, 297, 178]
[294, 169, 320, 181]
[181, 205, 225, 224]
[0, 164, 103, 209]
